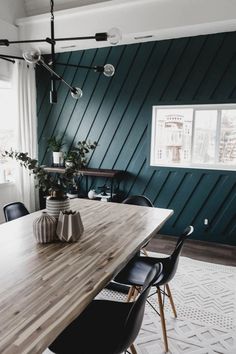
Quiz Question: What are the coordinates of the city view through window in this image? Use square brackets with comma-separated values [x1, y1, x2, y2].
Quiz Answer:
[151, 105, 236, 169]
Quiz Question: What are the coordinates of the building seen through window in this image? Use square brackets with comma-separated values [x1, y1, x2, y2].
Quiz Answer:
[151, 105, 236, 169]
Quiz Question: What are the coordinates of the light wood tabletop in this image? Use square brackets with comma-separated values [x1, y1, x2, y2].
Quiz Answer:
[0, 198, 173, 354]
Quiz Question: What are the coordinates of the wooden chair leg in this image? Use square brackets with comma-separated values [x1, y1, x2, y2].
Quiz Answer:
[127, 286, 135, 302]
[141, 247, 149, 256]
[133, 287, 140, 300]
[130, 343, 138, 354]
[127, 286, 134, 302]
[157, 287, 169, 353]
[166, 283, 177, 318]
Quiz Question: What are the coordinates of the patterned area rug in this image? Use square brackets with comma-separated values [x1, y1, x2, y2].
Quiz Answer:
[98, 253, 236, 354]
[44, 253, 235, 354]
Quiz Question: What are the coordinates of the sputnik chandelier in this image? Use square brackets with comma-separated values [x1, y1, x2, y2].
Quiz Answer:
[0, 0, 121, 103]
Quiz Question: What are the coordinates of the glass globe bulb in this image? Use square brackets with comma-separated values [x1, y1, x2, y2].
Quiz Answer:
[103, 64, 115, 77]
[71, 87, 83, 99]
[23, 49, 41, 64]
[107, 28, 122, 45]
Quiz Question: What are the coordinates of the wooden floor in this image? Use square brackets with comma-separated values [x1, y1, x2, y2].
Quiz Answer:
[147, 234, 236, 267]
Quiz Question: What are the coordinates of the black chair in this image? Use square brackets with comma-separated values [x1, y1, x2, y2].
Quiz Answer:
[123, 195, 154, 256]
[114, 225, 194, 353]
[3, 202, 29, 222]
[122, 195, 154, 208]
[49, 264, 163, 354]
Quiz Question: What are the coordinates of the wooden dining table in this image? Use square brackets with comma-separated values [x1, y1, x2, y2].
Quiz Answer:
[0, 198, 173, 354]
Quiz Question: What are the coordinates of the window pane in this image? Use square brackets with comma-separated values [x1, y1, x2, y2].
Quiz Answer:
[0, 84, 17, 183]
[219, 110, 236, 164]
[192, 110, 217, 164]
[151, 108, 193, 165]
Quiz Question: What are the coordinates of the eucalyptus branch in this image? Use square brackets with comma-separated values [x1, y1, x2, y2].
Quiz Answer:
[3, 141, 98, 198]
[2, 150, 77, 196]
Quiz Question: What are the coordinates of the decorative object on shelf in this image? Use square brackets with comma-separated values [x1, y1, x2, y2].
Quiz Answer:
[53, 152, 64, 167]
[98, 184, 110, 196]
[47, 135, 65, 166]
[33, 211, 57, 243]
[56, 210, 84, 242]
[96, 184, 114, 202]
[0, 0, 121, 104]
[88, 189, 96, 199]
[64, 151, 78, 168]
[67, 182, 79, 199]
[67, 191, 78, 199]
[101, 196, 108, 202]
[46, 195, 70, 218]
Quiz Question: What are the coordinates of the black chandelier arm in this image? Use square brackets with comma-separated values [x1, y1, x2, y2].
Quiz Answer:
[0, 54, 105, 74]
[0, 55, 106, 74]
[0, 39, 48, 46]
[55, 62, 104, 72]
[55, 33, 108, 42]
[0, 55, 15, 63]
[0, 0, 117, 104]
[40, 60, 75, 92]
[0, 54, 24, 60]
[0, 33, 108, 47]
[50, 0, 57, 103]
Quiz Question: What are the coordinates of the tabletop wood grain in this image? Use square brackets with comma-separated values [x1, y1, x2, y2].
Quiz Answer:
[0, 198, 173, 354]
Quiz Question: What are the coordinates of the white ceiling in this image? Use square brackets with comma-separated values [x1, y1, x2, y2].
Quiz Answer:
[16, 0, 236, 55]
[1, 0, 236, 58]
[23, 0, 112, 16]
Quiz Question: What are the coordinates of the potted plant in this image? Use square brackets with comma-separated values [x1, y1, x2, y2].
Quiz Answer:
[66, 178, 79, 199]
[65, 140, 98, 168]
[2, 150, 77, 217]
[3, 140, 98, 216]
[47, 135, 65, 167]
[64, 150, 80, 169]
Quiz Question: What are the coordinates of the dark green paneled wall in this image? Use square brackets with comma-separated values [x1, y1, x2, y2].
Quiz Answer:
[37, 32, 236, 245]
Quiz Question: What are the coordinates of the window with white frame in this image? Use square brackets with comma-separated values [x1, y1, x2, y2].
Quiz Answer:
[150, 104, 236, 169]
[0, 80, 17, 183]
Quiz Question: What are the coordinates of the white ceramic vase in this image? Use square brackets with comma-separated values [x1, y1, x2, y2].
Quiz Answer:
[33, 211, 57, 243]
[53, 151, 64, 166]
[56, 211, 84, 242]
[88, 189, 96, 199]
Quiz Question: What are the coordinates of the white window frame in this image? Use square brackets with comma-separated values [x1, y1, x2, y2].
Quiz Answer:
[150, 103, 236, 171]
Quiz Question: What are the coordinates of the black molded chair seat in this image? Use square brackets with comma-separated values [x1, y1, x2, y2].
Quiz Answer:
[50, 300, 134, 354]
[49, 264, 163, 354]
[115, 255, 173, 287]
[113, 225, 194, 353]
[3, 202, 29, 222]
[114, 226, 194, 287]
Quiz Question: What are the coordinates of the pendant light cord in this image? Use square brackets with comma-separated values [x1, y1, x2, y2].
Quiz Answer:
[49, 0, 57, 102]
[50, 0, 54, 21]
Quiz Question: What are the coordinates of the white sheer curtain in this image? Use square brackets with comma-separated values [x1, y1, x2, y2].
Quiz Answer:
[13, 60, 39, 212]
[0, 60, 12, 82]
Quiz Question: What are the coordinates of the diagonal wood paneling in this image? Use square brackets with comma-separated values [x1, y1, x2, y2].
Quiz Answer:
[37, 31, 236, 246]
